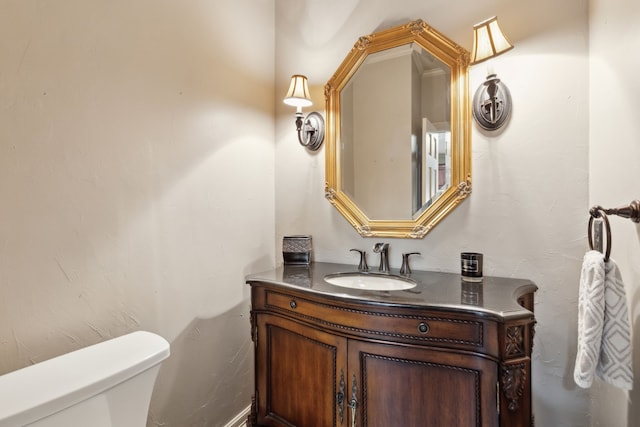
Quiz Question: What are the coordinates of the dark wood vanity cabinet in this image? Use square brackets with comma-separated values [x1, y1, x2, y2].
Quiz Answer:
[248, 268, 536, 427]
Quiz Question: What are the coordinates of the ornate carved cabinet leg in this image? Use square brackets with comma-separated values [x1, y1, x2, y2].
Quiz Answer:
[499, 314, 535, 427]
[501, 361, 527, 412]
[250, 310, 257, 344]
[248, 305, 259, 426]
[247, 394, 257, 426]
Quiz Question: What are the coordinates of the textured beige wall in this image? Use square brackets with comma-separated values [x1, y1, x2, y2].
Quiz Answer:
[589, 0, 640, 425]
[275, 0, 590, 425]
[0, 1, 275, 425]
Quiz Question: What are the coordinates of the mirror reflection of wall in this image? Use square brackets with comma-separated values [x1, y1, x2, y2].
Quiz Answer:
[342, 45, 413, 219]
[340, 43, 452, 220]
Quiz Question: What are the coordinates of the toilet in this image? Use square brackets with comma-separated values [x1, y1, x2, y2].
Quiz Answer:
[0, 331, 170, 427]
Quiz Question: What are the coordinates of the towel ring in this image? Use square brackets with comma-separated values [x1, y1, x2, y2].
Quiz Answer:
[588, 208, 611, 262]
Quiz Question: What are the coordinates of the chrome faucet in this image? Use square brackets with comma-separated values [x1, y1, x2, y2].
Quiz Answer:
[373, 243, 390, 273]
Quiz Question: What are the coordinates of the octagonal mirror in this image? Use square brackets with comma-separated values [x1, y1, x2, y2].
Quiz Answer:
[325, 20, 471, 238]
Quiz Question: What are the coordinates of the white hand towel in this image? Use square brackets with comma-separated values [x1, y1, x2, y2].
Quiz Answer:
[574, 250, 633, 390]
[574, 250, 606, 388]
[597, 256, 633, 389]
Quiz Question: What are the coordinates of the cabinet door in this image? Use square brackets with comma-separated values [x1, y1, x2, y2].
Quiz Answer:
[348, 340, 499, 427]
[255, 314, 347, 427]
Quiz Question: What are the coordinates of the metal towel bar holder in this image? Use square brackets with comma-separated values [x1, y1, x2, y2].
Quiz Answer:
[588, 200, 640, 262]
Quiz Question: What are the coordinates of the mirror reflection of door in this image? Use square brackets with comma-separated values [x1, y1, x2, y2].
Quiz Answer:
[415, 129, 451, 217]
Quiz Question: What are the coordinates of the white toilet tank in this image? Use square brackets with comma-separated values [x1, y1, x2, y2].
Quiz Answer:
[0, 331, 170, 427]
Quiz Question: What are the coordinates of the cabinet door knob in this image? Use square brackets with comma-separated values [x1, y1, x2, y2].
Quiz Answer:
[289, 300, 297, 309]
[417, 322, 429, 334]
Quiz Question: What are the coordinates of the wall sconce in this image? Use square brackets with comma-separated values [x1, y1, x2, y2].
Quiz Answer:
[283, 74, 325, 151]
[471, 16, 514, 131]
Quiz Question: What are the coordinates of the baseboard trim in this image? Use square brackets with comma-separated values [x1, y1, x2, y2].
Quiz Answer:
[224, 405, 251, 427]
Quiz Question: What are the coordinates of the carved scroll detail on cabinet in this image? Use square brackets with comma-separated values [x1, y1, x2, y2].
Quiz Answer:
[505, 325, 525, 357]
[501, 362, 527, 412]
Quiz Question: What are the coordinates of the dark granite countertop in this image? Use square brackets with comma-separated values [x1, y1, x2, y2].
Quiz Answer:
[246, 262, 537, 322]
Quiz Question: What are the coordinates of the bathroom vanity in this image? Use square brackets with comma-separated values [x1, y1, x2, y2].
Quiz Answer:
[247, 263, 536, 427]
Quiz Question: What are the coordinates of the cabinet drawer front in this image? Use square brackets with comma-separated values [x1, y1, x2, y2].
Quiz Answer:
[261, 289, 489, 352]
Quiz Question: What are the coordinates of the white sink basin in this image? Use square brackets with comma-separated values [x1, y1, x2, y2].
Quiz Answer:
[324, 273, 416, 291]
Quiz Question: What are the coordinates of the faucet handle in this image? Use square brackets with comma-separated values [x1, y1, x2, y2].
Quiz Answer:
[373, 242, 389, 252]
[400, 252, 421, 276]
[349, 249, 369, 271]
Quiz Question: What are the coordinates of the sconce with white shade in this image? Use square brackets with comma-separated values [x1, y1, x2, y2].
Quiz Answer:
[471, 16, 514, 131]
[283, 74, 325, 151]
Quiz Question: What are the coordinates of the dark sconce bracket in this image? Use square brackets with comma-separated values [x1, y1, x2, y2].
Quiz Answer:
[295, 111, 325, 151]
[472, 74, 512, 131]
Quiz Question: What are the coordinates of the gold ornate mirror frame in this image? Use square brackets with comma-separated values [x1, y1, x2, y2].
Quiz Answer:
[325, 19, 471, 238]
